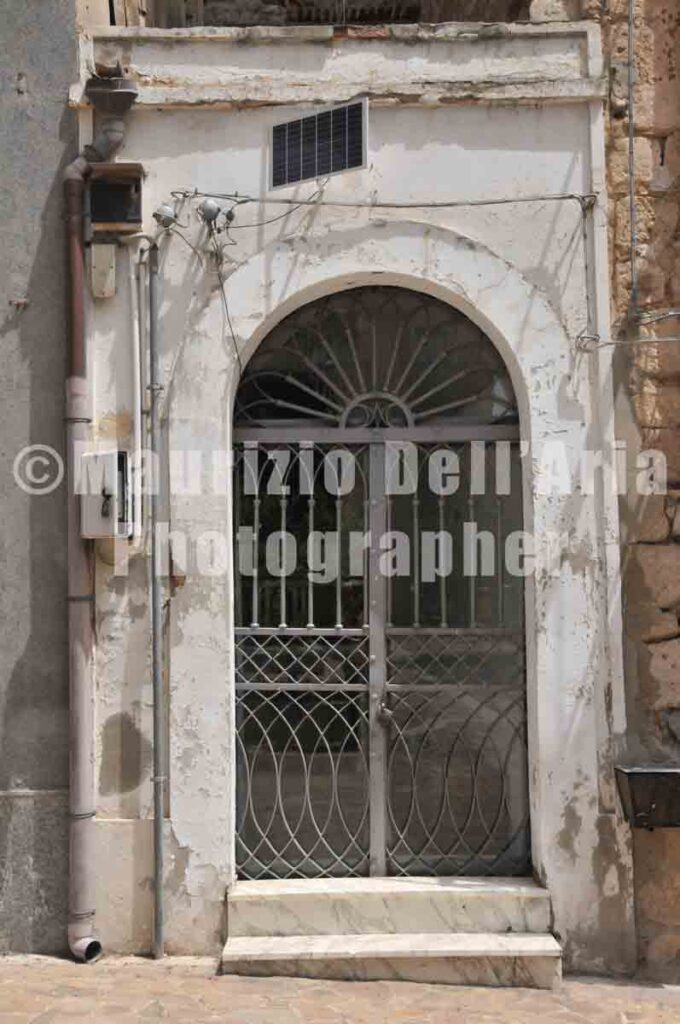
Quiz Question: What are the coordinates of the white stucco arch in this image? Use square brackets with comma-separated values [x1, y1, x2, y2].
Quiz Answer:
[165, 219, 635, 971]
[218, 220, 569, 439]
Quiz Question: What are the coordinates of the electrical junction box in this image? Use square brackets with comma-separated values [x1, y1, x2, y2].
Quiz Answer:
[88, 162, 144, 236]
[79, 450, 132, 540]
[91, 243, 116, 298]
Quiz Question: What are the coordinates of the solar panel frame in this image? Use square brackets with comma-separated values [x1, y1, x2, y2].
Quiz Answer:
[270, 98, 368, 190]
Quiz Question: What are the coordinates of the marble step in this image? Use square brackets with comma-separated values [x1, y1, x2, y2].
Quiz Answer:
[220, 931, 562, 989]
[227, 877, 551, 937]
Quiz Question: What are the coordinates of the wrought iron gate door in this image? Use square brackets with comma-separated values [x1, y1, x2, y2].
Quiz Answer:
[232, 287, 531, 880]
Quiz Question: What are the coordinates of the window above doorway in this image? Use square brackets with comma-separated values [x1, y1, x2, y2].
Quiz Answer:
[234, 287, 518, 430]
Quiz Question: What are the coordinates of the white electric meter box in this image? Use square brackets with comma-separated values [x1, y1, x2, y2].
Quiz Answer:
[79, 450, 132, 539]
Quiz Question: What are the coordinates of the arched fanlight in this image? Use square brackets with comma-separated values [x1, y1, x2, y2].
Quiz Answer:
[234, 287, 517, 429]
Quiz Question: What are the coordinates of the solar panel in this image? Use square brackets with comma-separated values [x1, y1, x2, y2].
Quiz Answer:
[271, 100, 367, 188]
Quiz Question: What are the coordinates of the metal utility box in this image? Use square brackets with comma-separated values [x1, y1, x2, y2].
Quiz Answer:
[91, 242, 117, 298]
[616, 765, 680, 829]
[80, 450, 132, 540]
[88, 162, 144, 235]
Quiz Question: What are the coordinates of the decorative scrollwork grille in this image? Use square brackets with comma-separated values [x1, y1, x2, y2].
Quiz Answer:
[384, 629, 530, 876]
[235, 632, 371, 878]
[234, 287, 517, 431]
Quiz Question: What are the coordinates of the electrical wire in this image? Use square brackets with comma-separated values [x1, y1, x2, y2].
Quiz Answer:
[171, 187, 595, 213]
[206, 186, 326, 254]
[223, 188, 325, 230]
[169, 227, 206, 265]
[156, 186, 680, 362]
[587, 335, 680, 350]
[636, 310, 680, 326]
[209, 227, 243, 375]
[167, 186, 601, 360]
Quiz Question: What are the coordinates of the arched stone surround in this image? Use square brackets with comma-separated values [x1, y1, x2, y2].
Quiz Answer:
[160, 218, 634, 971]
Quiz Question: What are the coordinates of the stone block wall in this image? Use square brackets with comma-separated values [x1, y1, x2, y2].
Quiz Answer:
[595, 0, 680, 982]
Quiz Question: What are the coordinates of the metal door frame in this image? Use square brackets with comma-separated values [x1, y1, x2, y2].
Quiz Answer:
[233, 422, 525, 878]
[368, 441, 388, 875]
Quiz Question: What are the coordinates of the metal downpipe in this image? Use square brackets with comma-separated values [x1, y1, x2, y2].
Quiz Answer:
[148, 243, 166, 959]
[64, 113, 130, 964]
[64, 174, 101, 965]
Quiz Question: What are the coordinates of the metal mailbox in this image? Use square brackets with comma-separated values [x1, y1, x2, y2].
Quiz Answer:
[616, 765, 680, 829]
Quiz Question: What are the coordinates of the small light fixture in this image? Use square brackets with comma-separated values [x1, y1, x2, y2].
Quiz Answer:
[152, 203, 179, 229]
[197, 198, 222, 224]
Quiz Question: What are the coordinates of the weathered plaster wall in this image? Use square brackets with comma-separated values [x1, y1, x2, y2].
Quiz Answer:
[77, 24, 635, 970]
[0, 0, 79, 953]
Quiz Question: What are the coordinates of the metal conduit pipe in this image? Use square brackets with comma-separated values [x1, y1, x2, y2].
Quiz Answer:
[117, 230, 165, 956]
[118, 234, 156, 553]
[128, 246, 144, 545]
[147, 242, 166, 959]
[63, 111, 133, 964]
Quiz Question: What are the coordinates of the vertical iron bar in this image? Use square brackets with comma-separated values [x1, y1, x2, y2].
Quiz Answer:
[251, 493, 260, 628]
[468, 494, 476, 627]
[363, 454, 369, 628]
[438, 495, 447, 628]
[369, 442, 388, 876]
[412, 445, 421, 627]
[335, 495, 343, 628]
[301, 442, 315, 628]
[496, 496, 504, 626]
[234, 450, 242, 628]
[386, 489, 393, 628]
[413, 495, 421, 626]
[280, 494, 287, 628]
[307, 495, 315, 628]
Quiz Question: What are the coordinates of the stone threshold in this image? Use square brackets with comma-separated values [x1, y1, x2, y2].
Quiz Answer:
[228, 876, 549, 898]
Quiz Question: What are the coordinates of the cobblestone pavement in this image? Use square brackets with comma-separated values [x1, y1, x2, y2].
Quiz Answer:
[2, 957, 680, 1024]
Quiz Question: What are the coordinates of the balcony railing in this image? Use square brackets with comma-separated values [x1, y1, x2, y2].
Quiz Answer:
[148, 0, 530, 29]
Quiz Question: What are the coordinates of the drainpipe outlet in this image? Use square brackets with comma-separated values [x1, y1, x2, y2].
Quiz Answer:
[68, 932, 104, 964]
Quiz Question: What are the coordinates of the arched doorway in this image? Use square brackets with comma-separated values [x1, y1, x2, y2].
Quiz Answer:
[232, 286, 530, 880]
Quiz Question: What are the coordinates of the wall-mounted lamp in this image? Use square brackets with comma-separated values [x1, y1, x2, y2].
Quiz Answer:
[152, 203, 179, 229]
